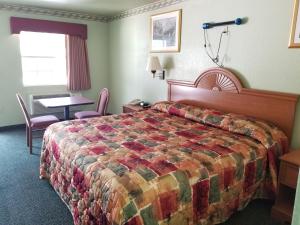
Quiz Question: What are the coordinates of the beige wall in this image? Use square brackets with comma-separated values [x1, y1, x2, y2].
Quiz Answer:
[0, 11, 109, 126]
[108, 0, 300, 148]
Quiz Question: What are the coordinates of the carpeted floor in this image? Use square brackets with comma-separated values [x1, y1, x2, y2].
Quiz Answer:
[0, 128, 281, 225]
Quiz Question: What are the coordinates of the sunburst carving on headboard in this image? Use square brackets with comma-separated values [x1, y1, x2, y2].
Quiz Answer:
[195, 67, 243, 93]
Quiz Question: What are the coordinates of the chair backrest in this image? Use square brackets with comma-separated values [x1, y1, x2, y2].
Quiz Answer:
[96, 88, 109, 116]
[16, 93, 31, 127]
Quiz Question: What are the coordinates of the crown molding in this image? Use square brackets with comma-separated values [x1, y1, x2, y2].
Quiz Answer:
[107, 0, 187, 22]
[0, 0, 187, 23]
[0, 3, 108, 23]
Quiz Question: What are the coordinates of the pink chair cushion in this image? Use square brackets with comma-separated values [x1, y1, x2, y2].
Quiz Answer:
[74, 111, 101, 119]
[30, 115, 59, 129]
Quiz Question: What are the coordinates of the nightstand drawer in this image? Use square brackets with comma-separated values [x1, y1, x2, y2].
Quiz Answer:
[272, 149, 300, 224]
[279, 162, 299, 189]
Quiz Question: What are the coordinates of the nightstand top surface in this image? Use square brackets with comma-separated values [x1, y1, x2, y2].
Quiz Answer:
[122, 104, 151, 113]
[124, 104, 142, 108]
[280, 150, 300, 166]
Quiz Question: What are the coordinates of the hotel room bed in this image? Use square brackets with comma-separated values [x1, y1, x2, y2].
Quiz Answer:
[40, 101, 288, 225]
[40, 68, 298, 225]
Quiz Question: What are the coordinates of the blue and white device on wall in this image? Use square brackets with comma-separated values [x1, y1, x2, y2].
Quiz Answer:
[202, 18, 243, 29]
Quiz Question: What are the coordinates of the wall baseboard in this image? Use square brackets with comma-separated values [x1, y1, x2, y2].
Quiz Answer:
[0, 124, 25, 131]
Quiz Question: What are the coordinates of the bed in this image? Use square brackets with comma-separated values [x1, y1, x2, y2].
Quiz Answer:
[40, 68, 298, 225]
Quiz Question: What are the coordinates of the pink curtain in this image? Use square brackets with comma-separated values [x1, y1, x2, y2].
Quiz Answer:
[66, 35, 91, 91]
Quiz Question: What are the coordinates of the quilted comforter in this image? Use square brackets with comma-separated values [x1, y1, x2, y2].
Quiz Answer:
[40, 101, 288, 225]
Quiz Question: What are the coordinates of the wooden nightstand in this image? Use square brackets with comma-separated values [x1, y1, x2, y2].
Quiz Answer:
[122, 104, 150, 113]
[271, 150, 300, 224]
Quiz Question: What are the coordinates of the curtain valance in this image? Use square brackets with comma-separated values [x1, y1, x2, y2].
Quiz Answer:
[10, 17, 87, 40]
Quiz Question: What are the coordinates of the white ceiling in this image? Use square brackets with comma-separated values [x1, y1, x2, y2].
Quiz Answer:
[0, 0, 161, 15]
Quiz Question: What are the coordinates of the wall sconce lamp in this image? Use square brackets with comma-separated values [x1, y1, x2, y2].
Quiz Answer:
[146, 56, 165, 80]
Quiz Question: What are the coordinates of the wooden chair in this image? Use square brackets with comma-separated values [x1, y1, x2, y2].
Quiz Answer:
[74, 88, 109, 119]
[16, 93, 60, 154]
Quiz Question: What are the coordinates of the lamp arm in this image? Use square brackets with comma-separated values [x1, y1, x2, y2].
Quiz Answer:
[149, 69, 165, 80]
[151, 70, 156, 78]
[160, 70, 165, 80]
[154, 70, 165, 80]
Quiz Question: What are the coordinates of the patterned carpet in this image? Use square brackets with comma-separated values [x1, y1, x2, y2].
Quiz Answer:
[0, 127, 281, 225]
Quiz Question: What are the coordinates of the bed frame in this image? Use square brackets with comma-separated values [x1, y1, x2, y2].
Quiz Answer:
[167, 67, 299, 143]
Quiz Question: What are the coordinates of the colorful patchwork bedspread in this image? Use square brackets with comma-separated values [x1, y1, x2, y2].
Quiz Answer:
[40, 101, 288, 225]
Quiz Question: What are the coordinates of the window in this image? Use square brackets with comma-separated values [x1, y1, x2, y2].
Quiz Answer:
[19, 31, 67, 86]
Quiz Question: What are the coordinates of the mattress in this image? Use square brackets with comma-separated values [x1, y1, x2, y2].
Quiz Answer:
[40, 101, 288, 225]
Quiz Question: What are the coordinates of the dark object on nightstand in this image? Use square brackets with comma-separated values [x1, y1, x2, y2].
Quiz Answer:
[271, 150, 300, 224]
[122, 104, 150, 113]
[140, 101, 150, 108]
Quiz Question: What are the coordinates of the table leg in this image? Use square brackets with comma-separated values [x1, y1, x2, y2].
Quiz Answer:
[64, 106, 70, 120]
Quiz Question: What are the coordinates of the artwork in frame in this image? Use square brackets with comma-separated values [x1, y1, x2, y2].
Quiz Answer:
[289, 0, 300, 48]
[150, 9, 182, 52]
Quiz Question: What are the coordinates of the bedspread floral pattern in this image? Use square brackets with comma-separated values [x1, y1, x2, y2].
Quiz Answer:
[40, 102, 288, 225]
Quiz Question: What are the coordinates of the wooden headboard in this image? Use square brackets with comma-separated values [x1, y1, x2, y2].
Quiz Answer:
[167, 67, 299, 143]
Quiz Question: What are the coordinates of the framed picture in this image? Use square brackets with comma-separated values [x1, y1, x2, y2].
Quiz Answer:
[150, 9, 182, 52]
[289, 0, 300, 48]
